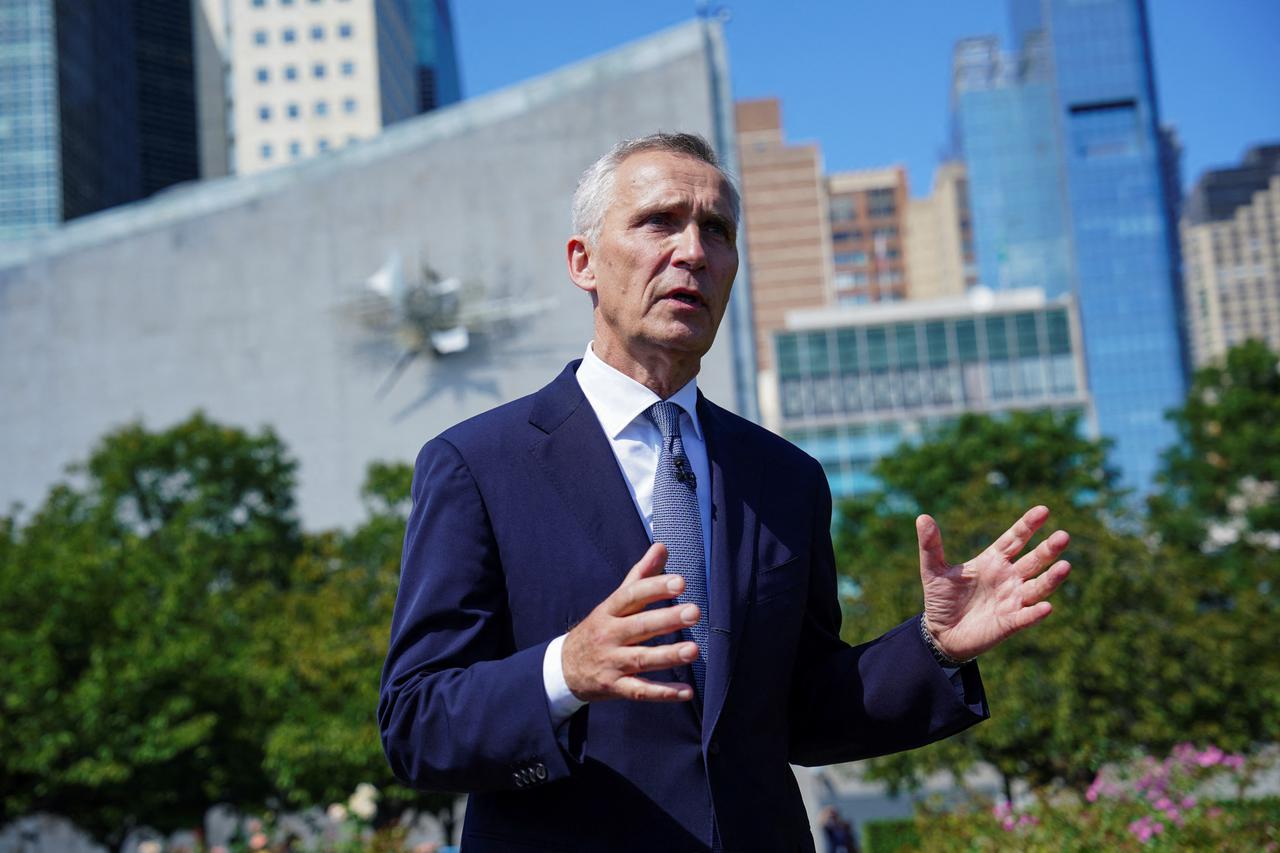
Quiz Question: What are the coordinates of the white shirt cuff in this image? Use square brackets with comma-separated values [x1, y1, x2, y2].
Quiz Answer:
[543, 633, 587, 726]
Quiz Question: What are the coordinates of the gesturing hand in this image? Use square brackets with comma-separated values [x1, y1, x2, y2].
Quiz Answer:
[918, 505, 1071, 662]
[561, 542, 700, 703]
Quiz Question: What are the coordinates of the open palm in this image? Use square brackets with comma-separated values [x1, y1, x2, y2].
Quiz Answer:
[917, 505, 1071, 662]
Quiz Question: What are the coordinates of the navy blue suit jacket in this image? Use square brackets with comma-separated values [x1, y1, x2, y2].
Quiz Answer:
[379, 361, 988, 852]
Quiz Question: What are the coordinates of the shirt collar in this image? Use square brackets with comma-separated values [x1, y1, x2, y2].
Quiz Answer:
[578, 343, 703, 441]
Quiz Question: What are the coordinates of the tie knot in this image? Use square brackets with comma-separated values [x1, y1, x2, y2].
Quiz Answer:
[645, 401, 683, 441]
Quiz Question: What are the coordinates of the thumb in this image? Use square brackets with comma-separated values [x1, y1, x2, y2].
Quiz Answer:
[916, 514, 947, 576]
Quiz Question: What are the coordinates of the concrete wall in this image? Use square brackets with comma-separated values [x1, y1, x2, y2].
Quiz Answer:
[0, 20, 749, 529]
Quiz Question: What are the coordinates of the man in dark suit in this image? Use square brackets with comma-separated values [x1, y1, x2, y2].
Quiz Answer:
[378, 133, 1071, 851]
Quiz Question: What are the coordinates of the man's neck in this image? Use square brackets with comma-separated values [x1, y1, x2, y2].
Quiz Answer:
[590, 340, 699, 400]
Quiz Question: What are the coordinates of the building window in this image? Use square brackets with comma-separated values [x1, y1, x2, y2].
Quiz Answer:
[872, 227, 897, 240]
[829, 197, 856, 222]
[282, 27, 296, 44]
[868, 187, 896, 218]
[258, 105, 272, 121]
[317, 137, 330, 151]
[834, 251, 868, 266]
[338, 22, 354, 38]
[286, 102, 299, 119]
[314, 100, 328, 117]
[281, 0, 294, 4]
[342, 97, 357, 114]
[340, 60, 355, 76]
[289, 140, 302, 157]
[255, 67, 269, 83]
[283, 64, 298, 81]
[261, 143, 273, 160]
[313, 62, 326, 79]
[253, 29, 268, 45]
[251, 0, 265, 7]
[310, 25, 325, 41]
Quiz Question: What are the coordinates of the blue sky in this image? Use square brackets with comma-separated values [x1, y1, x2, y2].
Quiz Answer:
[452, 1, 1280, 196]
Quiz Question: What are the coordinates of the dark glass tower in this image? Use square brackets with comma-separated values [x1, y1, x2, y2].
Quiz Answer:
[410, 0, 461, 112]
[953, 0, 1187, 493]
[0, 0, 199, 241]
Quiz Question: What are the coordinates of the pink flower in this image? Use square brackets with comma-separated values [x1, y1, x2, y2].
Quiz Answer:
[1152, 821, 1165, 835]
[1153, 797, 1172, 811]
[992, 800, 1012, 818]
[249, 833, 268, 851]
[211, 847, 228, 853]
[1018, 814, 1039, 827]
[247, 818, 263, 834]
[1180, 795, 1197, 809]
[1223, 754, 1246, 771]
[1207, 807, 1224, 818]
[1129, 818, 1153, 843]
[1086, 787, 1099, 803]
[1198, 745, 1225, 767]
[1001, 816, 1016, 832]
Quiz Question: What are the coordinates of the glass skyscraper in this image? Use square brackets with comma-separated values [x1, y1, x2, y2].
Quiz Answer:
[410, 0, 461, 112]
[953, 0, 1187, 493]
[0, 0, 199, 242]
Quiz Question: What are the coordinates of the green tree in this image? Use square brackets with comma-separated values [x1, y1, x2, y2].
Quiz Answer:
[0, 413, 302, 846]
[1147, 340, 1280, 752]
[256, 461, 446, 815]
[834, 410, 1220, 796]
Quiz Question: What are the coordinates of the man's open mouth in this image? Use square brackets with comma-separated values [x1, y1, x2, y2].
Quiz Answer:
[666, 292, 702, 306]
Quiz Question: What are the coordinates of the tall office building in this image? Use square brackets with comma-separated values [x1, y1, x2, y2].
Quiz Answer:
[775, 289, 1089, 496]
[952, 0, 1186, 492]
[410, 0, 460, 111]
[735, 98, 834, 425]
[1181, 145, 1280, 366]
[199, 0, 462, 176]
[905, 161, 977, 301]
[827, 167, 911, 305]
[0, 0, 200, 242]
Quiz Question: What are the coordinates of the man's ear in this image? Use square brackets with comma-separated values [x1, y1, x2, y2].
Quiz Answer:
[567, 235, 596, 295]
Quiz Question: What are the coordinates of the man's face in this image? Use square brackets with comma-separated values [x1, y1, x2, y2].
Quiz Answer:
[570, 150, 739, 366]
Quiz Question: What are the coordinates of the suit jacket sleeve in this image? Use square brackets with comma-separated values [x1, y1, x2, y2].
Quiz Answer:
[786, 459, 988, 766]
[378, 437, 574, 793]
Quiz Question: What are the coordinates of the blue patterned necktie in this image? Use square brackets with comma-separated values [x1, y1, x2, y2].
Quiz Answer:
[646, 400, 708, 701]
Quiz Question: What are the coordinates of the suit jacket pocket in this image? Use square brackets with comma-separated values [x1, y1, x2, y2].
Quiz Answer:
[753, 555, 805, 604]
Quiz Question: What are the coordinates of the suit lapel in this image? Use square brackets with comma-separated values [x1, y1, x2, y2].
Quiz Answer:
[528, 361, 652, 588]
[698, 394, 760, 744]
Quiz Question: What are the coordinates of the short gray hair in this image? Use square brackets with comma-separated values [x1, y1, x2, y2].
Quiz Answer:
[571, 132, 740, 245]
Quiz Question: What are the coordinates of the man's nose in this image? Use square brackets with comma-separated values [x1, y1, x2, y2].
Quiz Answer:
[671, 224, 707, 270]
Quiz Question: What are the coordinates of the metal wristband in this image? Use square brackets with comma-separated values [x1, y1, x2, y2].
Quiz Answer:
[920, 615, 973, 667]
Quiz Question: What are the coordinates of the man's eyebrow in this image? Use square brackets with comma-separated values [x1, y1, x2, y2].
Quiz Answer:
[703, 210, 737, 234]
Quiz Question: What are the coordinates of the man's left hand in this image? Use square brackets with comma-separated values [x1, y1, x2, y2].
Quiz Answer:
[917, 505, 1071, 662]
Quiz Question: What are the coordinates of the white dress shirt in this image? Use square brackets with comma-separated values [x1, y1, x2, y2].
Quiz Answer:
[541, 343, 714, 725]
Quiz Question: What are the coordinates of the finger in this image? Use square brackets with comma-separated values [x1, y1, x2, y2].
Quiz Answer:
[916, 514, 947, 574]
[609, 572, 686, 618]
[1016, 529, 1070, 579]
[613, 675, 695, 703]
[1007, 600, 1053, 634]
[615, 640, 700, 675]
[607, 543, 669, 615]
[1022, 560, 1071, 606]
[617, 601, 701, 645]
[991, 505, 1050, 559]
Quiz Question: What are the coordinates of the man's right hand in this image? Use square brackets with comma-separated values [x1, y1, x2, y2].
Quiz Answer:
[561, 542, 700, 703]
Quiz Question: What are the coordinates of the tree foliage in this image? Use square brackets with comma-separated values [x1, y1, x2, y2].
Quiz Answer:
[834, 396, 1277, 796]
[0, 415, 431, 846]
